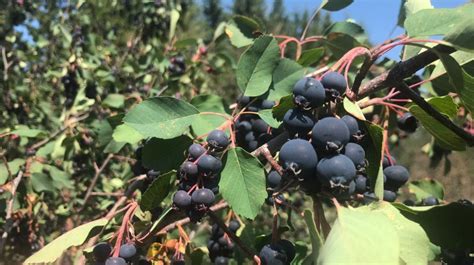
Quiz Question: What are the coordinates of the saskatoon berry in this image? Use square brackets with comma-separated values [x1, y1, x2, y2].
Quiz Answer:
[341, 115, 360, 140]
[383, 165, 409, 191]
[259, 244, 288, 265]
[422, 196, 439, 206]
[180, 161, 198, 177]
[261, 100, 276, 109]
[354, 175, 367, 194]
[188, 144, 206, 160]
[191, 188, 215, 205]
[212, 224, 225, 237]
[312, 117, 350, 151]
[293, 77, 326, 109]
[214, 256, 229, 265]
[267, 170, 282, 189]
[403, 199, 416, 206]
[275, 239, 296, 262]
[382, 155, 396, 168]
[207, 130, 230, 151]
[383, 190, 397, 202]
[198, 155, 222, 175]
[173, 190, 192, 208]
[244, 131, 256, 142]
[397, 112, 418, 133]
[229, 220, 241, 233]
[321, 71, 347, 99]
[247, 140, 259, 151]
[93, 242, 112, 262]
[237, 95, 251, 106]
[343, 143, 366, 168]
[279, 139, 318, 179]
[317, 154, 356, 187]
[283, 108, 316, 137]
[105, 257, 127, 265]
[237, 120, 252, 132]
[119, 243, 137, 260]
[252, 119, 269, 134]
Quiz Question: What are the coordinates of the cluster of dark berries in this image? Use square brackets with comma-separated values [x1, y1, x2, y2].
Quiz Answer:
[258, 239, 295, 265]
[93, 242, 149, 265]
[360, 155, 410, 202]
[403, 196, 440, 207]
[207, 220, 240, 264]
[61, 70, 79, 108]
[235, 96, 275, 152]
[168, 55, 186, 76]
[278, 73, 362, 198]
[277, 73, 411, 201]
[172, 130, 229, 222]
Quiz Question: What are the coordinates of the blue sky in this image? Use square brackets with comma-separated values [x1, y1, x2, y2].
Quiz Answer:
[222, 0, 469, 59]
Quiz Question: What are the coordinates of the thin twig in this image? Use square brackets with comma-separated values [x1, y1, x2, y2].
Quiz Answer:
[0, 170, 24, 254]
[300, 5, 322, 41]
[29, 113, 90, 151]
[357, 45, 455, 98]
[2, 46, 13, 81]
[80, 154, 114, 210]
[156, 202, 229, 235]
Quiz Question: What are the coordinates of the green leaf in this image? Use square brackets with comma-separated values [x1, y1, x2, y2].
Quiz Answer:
[169, 9, 180, 41]
[268, 58, 305, 101]
[297, 48, 325, 67]
[190, 95, 229, 136]
[318, 204, 400, 264]
[324, 33, 360, 58]
[122, 97, 200, 139]
[397, 0, 433, 27]
[430, 50, 474, 94]
[31, 173, 55, 193]
[292, 241, 309, 265]
[220, 148, 267, 219]
[272, 95, 295, 121]
[48, 165, 73, 190]
[324, 21, 367, 43]
[9, 127, 46, 138]
[459, 70, 474, 114]
[408, 179, 445, 201]
[102, 93, 125, 108]
[140, 171, 176, 211]
[343, 97, 366, 121]
[409, 97, 465, 151]
[0, 158, 24, 185]
[404, 4, 474, 50]
[303, 209, 323, 264]
[142, 136, 192, 173]
[237, 36, 280, 97]
[322, 0, 354, 11]
[437, 53, 464, 94]
[361, 122, 384, 198]
[24, 218, 107, 264]
[58, 24, 72, 44]
[394, 202, 474, 249]
[375, 203, 431, 264]
[112, 124, 144, 145]
[298, 47, 325, 67]
[258, 109, 282, 128]
[225, 16, 261, 48]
